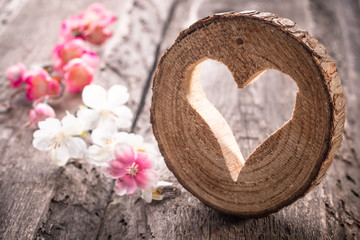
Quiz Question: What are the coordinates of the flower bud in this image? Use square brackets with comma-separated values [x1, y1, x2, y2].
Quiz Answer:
[29, 103, 56, 126]
[59, 15, 85, 41]
[52, 38, 86, 74]
[63, 58, 94, 93]
[6, 63, 26, 88]
[24, 69, 61, 101]
[84, 25, 113, 45]
[59, 3, 116, 45]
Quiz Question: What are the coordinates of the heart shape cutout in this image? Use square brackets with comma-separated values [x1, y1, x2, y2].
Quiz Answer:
[197, 60, 298, 181]
[199, 61, 298, 163]
[151, 11, 345, 217]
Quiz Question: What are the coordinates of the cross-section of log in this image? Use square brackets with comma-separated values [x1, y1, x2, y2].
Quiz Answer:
[150, 11, 345, 217]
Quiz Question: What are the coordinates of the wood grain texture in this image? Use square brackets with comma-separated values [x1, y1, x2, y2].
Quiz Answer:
[95, 0, 178, 239]
[0, 0, 359, 239]
[308, 0, 360, 238]
[151, 11, 345, 217]
[0, 0, 28, 30]
[0, 0, 155, 239]
[0, 1, 128, 238]
[36, 0, 178, 239]
[133, 0, 359, 238]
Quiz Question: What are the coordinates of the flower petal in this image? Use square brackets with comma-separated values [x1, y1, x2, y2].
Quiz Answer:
[59, 15, 85, 42]
[157, 181, 173, 187]
[33, 103, 56, 119]
[140, 142, 158, 160]
[112, 132, 130, 144]
[84, 25, 113, 45]
[81, 51, 99, 70]
[51, 144, 70, 166]
[48, 79, 61, 97]
[82, 84, 107, 109]
[114, 175, 137, 195]
[91, 128, 112, 147]
[107, 85, 129, 107]
[122, 133, 143, 148]
[141, 188, 153, 203]
[97, 115, 118, 132]
[135, 170, 157, 190]
[113, 180, 127, 196]
[135, 152, 153, 170]
[86, 145, 112, 165]
[24, 68, 52, 101]
[77, 108, 100, 131]
[102, 158, 126, 179]
[32, 129, 54, 151]
[64, 58, 94, 93]
[61, 114, 84, 136]
[65, 137, 87, 159]
[6, 63, 26, 88]
[114, 143, 135, 166]
[52, 38, 86, 74]
[38, 118, 61, 133]
[112, 106, 133, 129]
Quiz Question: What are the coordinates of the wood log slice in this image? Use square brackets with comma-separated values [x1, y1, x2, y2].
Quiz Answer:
[150, 10, 345, 217]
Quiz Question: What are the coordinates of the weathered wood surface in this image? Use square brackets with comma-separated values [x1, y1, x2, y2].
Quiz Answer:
[0, 0, 359, 239]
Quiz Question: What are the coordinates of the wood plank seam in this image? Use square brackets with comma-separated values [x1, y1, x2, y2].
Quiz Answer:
[131, 0, 180, 132]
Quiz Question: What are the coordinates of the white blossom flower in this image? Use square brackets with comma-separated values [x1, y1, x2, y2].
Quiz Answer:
[32, 114, 87, 166]
[85, 128, 157, 166]
[77, 84, 133, 131]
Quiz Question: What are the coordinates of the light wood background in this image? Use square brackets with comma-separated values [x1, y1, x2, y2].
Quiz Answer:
[0, 0, 359, 239]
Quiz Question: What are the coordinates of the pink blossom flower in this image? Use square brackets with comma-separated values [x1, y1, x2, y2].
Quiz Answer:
[6, 63, 26, 88]
[80, 3, 116, 45]
[84, 24, 113, 45]
[52, 38, 98, 74]
[29, 103, 56, 126]
[59, 3, 116, 45]
[59, 15, 86, 41]
[80, 51, 99, 70]
[63, 58, 95, 93]
[81, 3, 116, 27]
[24, 69, 61, 101]
[102, 144, 158, 196]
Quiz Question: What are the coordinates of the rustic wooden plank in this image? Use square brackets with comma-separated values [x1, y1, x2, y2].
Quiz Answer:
[0, 0, 358, 239]
[0, 0, 28, 29]
[34, 0, 179, 239]
[309, 0, 360, 238]
[102, 0, 178, 112]
[310, 0, 360, 157]
[0, 0, 178, 237]
[130, 0, 360, 239]
[95, 0, 178, 239]
[0, 0, 134, 239]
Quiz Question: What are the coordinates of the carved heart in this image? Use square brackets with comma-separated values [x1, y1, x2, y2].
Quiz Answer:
[150, 11, 345, 217]
[198, 60, 298, 173]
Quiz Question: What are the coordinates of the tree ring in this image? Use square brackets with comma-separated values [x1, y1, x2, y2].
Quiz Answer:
[150, 11, 345, 217]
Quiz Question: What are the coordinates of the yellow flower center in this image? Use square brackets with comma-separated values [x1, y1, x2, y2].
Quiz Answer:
[105, 139, 112, 151]
[49, 131, 67, 149]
